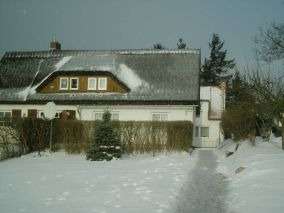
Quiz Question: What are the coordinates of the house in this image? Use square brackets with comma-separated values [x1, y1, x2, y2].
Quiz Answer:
[0, 41, 224, 148]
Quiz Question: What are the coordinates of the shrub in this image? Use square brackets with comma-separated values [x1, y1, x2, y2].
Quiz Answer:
[53, 120, 85, 153]
[0, 126, 21, 160]
[21, 118, 50, 155]
[119, 121, 192, 154]
[221, 102, 256, 141]
[86, 111, 121, 161]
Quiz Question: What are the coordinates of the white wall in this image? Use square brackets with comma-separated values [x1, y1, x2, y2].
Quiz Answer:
[200, 86, 225, 118]
[0, 104, 196, 122]
[193, 86, 225, 148]
[79, 105, 195, 121]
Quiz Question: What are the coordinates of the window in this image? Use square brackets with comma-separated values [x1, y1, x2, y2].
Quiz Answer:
[111, 112, 119, 121]
[59, 77, 68, 90]
[12, 109, 21, 119]
[98, 77, 107, 90]
[70, 78, 79, 90]
[94, 112, 104, 120]
[94, 111, 119, 121]
[152, 113, 168, 121]
[195, 126, 199, 137]
[28, 109, 37, 119]
[88, 77, 97, 90]
[0, 111, 11, 120]
[201, 127, 209, 137]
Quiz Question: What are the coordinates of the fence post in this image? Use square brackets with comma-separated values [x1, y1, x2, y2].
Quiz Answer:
[49, 119, 53, 151]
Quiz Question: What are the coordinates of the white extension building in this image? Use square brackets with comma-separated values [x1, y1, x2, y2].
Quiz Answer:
[0, 41, 225, 148]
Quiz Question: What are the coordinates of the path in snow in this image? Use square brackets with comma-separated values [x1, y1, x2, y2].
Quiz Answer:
[174, 150, 230, 213]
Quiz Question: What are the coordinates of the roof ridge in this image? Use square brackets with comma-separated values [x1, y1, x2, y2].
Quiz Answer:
[2, 48, 201, 59]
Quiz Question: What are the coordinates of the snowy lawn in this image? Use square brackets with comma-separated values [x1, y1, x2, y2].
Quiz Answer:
[218, 137, 284, 213]
[0, 152, 195, 213]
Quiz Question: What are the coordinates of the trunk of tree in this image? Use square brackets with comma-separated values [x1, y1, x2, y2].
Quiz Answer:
[282, 126, 284, 150]
[281, 119, 284, 150]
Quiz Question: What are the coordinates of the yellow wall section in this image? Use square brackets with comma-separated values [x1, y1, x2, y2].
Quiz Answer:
[38, 75, 127, 93]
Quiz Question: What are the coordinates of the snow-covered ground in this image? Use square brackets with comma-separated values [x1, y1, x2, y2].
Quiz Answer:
[2, 137, 283, 213]
[217, 136, 284, 213]
[0, 152, 196, 213]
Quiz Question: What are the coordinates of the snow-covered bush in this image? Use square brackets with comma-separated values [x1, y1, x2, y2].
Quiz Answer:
[0, 126, 21, 160]
[86, 111, 121, 161]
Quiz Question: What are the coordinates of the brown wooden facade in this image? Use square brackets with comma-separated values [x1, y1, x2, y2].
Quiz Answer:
[37, 72, 129, 94]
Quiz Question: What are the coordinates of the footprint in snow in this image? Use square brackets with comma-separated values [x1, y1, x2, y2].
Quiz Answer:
[142, 196, 150, 201]
[40, 176, 47, 181]
[122, 183, 129, 187]
[62, 192, 70, 196]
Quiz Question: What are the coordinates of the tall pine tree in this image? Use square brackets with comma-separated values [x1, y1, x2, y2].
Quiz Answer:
[201, 33, 235, 85]
[86, 111, 121, 161]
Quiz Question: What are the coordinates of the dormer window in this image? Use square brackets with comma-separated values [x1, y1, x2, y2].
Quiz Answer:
[88, 77, 97, 90]
[70, 77, 79, 90]
[59, 77, 68, 90]
[98, 77, 107, 90]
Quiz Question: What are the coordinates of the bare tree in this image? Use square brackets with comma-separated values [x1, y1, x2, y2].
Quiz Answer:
[248, 70, 284, 149]
[255, 22, 284, 62]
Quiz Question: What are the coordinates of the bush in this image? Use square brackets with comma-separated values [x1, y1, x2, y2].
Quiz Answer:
[86, 111, 121, 161]
[21, 118, 50, 155]
[221, 102, 256, 141]
[8, 118, 192, 155]
[53, 120, 85, 153]
[0, 126, 21, 160]
[119, 121, 192, 154]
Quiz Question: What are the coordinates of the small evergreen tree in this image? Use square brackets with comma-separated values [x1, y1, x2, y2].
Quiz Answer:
[177, 38, 187, 49]
[86, 111, 121, 161]
[201, 33, 235, 85]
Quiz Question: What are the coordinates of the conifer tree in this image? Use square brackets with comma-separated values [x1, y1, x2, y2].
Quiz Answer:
[86, 111, 121, 161]
[201, 33, 235, 85]
[177, 38, 187, 49]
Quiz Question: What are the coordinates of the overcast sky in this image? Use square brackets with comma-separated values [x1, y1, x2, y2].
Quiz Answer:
[0, 0, 283, 67]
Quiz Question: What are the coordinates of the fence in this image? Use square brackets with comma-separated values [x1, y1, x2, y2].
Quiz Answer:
[0, 118, 193, 158]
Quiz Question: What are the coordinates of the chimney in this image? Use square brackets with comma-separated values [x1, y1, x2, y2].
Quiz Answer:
[49, 39, 61, 50]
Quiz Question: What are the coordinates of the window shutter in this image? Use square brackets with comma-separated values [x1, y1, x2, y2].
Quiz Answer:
[12, 109, 22, 119]
[28, 109, 37, 119]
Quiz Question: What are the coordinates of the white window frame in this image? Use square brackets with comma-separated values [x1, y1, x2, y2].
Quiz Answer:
[59, 77, 69, 90]
[111, 112, 119, 121]
[0, 111, 12, 120]
[195, 126, 199, 137]
[88, 77, 97, 90]
[152, 112, 168, 121]
[93, 111, 119, 121]
[201, 127, 209, 137]
[70, 77, 79, 90]
[94, 111, 104, 120]
[98, 77, 107, 91]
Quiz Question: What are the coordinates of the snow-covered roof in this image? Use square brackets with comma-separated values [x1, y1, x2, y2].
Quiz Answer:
[0, 49, 200, 104]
